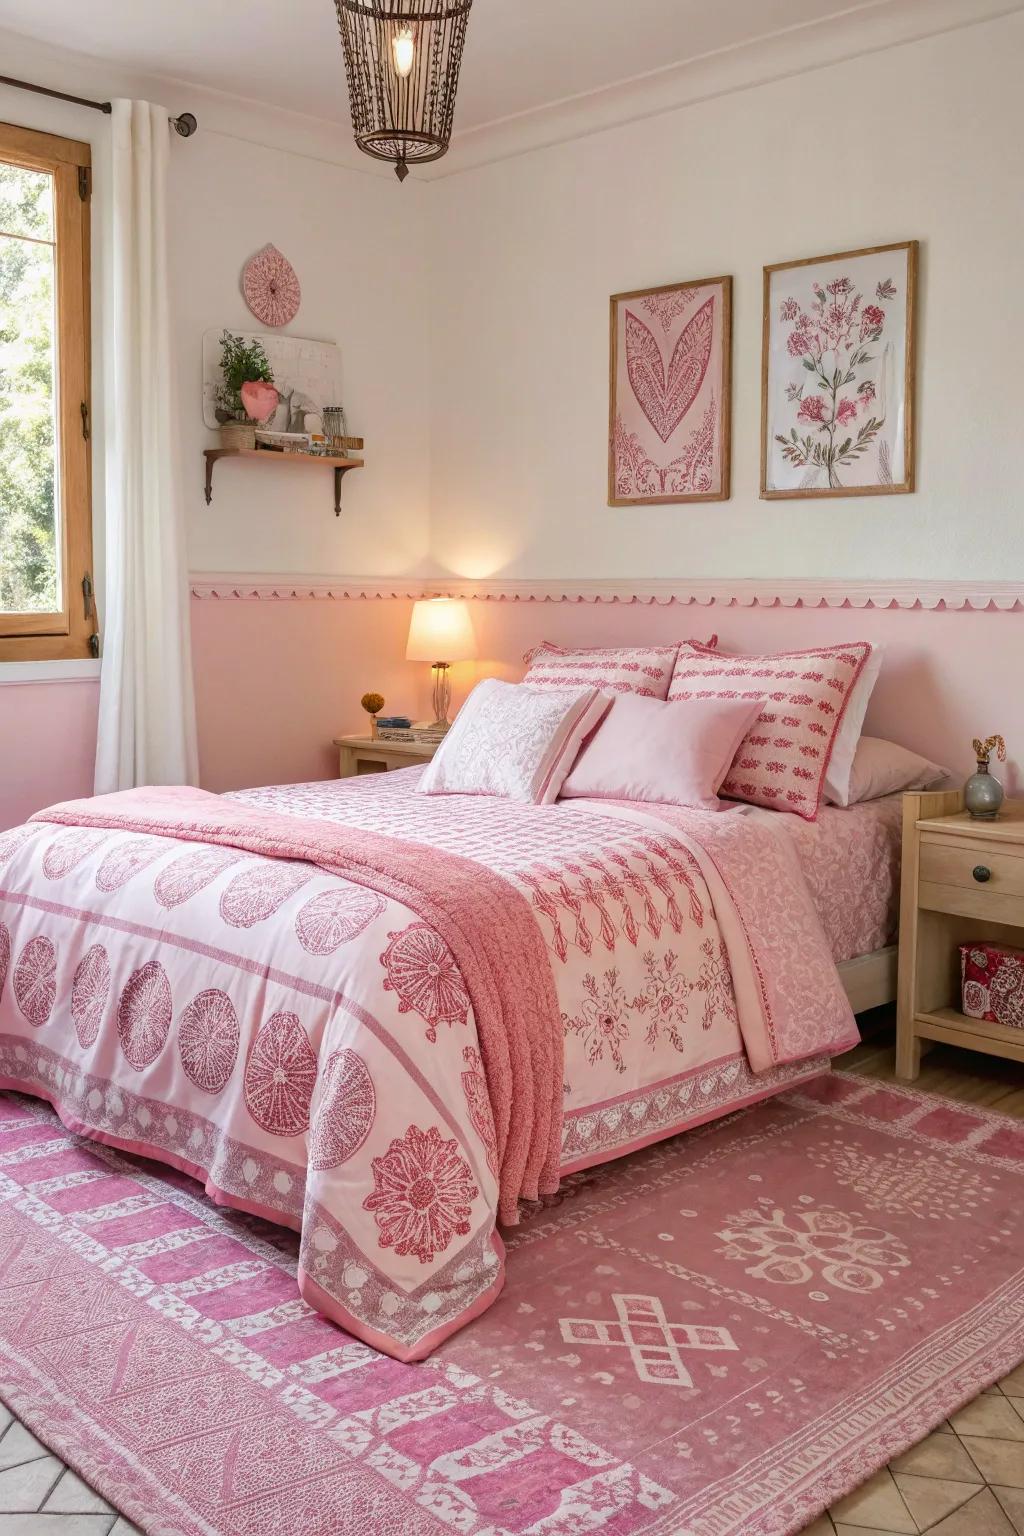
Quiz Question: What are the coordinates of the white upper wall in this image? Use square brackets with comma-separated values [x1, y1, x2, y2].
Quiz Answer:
[427, 10, 1024, 582]
[1, 8, 1021, 588]
[168, 132, 432, 576]
[0, 29, 434, 582]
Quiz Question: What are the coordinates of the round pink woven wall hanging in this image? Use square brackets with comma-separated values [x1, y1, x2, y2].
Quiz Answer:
[241, 244, 301, 328]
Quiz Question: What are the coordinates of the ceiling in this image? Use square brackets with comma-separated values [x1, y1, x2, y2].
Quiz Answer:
[0, 0, 896, 137]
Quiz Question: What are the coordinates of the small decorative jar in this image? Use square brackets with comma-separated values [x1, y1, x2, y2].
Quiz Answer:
[965, 733, 1007, 819]
[323, 405, 348, 452]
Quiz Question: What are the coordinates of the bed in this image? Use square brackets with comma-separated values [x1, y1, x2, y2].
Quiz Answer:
[0, 768, 895, 1361]
[768, 793, 902, 1011]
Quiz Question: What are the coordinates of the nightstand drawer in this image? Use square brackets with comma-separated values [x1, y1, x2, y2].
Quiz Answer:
[919, 838, 1024, 899]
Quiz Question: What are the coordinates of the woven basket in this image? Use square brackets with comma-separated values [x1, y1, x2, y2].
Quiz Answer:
[219, 420, 256, 451]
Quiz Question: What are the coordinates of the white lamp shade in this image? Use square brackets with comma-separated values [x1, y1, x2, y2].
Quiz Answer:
[406, 598, 476, 663]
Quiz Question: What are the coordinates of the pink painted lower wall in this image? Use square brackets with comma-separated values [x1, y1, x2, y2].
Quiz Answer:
[457, 600, 1022, 790]
[190, 596, 435, 793]
[3, 595, 1018, 831]
[0, 680, 99, 831]
[189, 592, 1024, 797]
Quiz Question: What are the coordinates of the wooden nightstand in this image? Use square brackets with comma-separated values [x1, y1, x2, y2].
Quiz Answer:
[897, 787, 1024, 1078]
[333, 734, 440, 778]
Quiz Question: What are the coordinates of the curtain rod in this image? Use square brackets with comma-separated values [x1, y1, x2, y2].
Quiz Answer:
[0, 74, 197, 136]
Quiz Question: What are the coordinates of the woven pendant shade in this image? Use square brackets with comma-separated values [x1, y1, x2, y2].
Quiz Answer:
[334, 0, 473, 181]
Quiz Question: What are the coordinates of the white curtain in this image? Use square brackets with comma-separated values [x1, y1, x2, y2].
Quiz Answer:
[94, 100, 198, 793]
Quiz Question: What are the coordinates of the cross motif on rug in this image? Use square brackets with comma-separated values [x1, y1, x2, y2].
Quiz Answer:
[560, 1292, 738, 1386]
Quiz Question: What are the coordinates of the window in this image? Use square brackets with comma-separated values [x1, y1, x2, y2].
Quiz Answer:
[0, 120, 95, 660]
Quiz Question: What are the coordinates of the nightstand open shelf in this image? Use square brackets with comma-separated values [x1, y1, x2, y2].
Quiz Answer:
[897, 788, 1024, 1077]
[914, 1006, 1024, 1065]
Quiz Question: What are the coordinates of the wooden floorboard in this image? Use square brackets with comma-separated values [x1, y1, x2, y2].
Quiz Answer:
[841, 1003, 1024, 1117]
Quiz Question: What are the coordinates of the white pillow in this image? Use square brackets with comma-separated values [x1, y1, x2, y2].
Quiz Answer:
[826, 735, 950, 806]
[822, 643, 884, 805]
[418, 679, 609, 805]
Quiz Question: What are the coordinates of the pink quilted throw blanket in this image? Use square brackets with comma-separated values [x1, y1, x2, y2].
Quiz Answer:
[30, 785, 562, 1225]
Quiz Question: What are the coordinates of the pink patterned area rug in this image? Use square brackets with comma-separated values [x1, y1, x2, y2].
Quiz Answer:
[1, 1075, 1024, 1536]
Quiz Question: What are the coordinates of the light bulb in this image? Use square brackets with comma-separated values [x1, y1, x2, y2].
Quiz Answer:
[392, 26, 415, 78]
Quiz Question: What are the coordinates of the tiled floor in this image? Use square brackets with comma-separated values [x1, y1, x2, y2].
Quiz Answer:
[1, 1020, 1022, 1534]
[0, 1400, 139, 1534]
[805, 1367, 1024, 1536]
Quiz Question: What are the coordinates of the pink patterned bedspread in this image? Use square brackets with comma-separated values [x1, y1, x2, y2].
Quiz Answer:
[774, 794, 903, 964]
[0, 770, 856, 1361]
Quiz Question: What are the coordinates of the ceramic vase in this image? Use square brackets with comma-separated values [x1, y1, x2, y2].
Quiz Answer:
[964, 761, 1004, 819]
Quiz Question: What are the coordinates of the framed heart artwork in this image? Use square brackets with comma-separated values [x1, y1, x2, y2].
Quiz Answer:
[609, 275, 731, 506]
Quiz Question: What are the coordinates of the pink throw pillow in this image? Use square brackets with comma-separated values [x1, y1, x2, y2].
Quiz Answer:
[828, 736, 950, 806]
[418, 678, 609, 805]
[560, 693, 765, 810]
[667, 639, 873, 820]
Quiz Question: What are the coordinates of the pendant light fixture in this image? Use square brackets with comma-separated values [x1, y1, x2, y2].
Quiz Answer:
[334, 0, 474, 182]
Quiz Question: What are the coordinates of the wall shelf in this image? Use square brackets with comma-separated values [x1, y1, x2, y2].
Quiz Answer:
[203, 448, 364, 517]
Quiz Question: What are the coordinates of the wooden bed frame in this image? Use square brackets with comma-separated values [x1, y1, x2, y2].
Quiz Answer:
[838, 944, 898, 1015]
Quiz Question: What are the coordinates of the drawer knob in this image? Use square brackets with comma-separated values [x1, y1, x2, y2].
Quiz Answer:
[973, 864, 992, 883]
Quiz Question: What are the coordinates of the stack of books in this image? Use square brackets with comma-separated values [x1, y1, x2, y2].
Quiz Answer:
[375, 716, 448, 745]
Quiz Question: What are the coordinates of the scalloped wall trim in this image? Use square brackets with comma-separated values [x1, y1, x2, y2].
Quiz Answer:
[189, 574, 1024, 612]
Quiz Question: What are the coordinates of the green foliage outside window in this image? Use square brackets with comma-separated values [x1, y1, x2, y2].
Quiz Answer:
[0, 161, 58, 613]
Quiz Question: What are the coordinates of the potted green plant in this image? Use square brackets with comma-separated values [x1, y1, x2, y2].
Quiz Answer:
[215, 331, 275, 449]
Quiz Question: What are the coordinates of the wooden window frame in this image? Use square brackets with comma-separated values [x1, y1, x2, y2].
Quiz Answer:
[0, 119, 95, 661]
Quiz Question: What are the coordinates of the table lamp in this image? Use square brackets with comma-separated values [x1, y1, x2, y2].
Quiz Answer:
[406, 598, 476, 731]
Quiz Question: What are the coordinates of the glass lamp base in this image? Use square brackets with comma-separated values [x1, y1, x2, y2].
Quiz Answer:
[431, 662, 452, 728]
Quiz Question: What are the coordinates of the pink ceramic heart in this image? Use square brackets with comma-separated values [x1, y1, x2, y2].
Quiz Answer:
[241, 380, 279, 422]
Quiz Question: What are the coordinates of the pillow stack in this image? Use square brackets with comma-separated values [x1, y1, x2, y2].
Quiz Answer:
[420, 636, 901, 818]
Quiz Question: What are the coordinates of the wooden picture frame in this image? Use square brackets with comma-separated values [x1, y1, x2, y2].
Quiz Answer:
[760, 240, 917, 499]
[609, 275, 731, 506]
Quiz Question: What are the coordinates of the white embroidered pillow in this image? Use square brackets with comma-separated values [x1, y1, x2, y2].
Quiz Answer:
[419, 679, 609, 805]
[522, 642, 681, 700]
[667, 640, 873, 820]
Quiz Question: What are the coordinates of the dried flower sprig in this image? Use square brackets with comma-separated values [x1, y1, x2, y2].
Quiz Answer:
[361, 692, 385, 716]
[972, 734, 1006, 765]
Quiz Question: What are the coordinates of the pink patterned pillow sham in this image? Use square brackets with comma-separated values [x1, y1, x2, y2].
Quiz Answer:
[522, 642, 681, 699]
[560, 692, 764, 811]
[667, 639, 872, 820]
[418, 678, 609, 805]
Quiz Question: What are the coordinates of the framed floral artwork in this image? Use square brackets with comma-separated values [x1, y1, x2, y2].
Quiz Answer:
[761, 240, 917, 498]
[609, 275, 731, 506]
